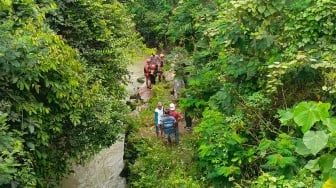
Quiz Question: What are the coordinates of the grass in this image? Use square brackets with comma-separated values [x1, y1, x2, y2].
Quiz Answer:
[125, 81, 208, 188]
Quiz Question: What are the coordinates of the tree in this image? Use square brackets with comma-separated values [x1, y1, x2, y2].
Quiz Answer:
[0, 0, 146, 186]
[124, 0, 177, 48]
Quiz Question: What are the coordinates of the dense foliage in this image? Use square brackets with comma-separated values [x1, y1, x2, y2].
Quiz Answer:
[124, 82, 208, 187]
[126, 0, 336, 187]
[0, 0, 146, 187]
[125, 0, 178, 48]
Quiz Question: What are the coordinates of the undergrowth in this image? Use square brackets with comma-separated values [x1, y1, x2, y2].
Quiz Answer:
[124, 81, 208, 187]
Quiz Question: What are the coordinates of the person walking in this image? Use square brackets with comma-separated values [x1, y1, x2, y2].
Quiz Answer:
[173, 79, 185, 100]
[154, 102, 164, 138]
[144, 58, 151, 89]
[169, 103, 183, 144]
[183, 71, 192, 130]
[160, 110, 176, 145]
[157, 54, 165, 82]
[148, 59, 158, 87]
[184, 111, 192, 130]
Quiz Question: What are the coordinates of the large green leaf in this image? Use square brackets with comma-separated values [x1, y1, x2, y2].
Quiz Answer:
[293, 101, 330, 133]
[278, 108, 294, 125]
[303, 130, 328, 155]
[319, 154, 336, 179]
[304, 158, 320, 172]
[318, 102, 331, 118]
[322, 117, 336, 133]
[295, 139, 311, 156]
[257, 5, 266, 14]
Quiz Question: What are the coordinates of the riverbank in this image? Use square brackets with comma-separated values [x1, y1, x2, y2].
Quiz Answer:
[59, 136, 126, 188]
[58, 59, 147, 188]
[58, 59, 180, 187]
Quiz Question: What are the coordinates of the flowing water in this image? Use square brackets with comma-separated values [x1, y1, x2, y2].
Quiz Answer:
[58, 136, 126, 188]
[127, 59, 146, 95]
[58, 60, 145, 188]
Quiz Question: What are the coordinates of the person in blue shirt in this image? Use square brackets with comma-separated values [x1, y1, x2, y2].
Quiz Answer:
[160, 110, 176, 145]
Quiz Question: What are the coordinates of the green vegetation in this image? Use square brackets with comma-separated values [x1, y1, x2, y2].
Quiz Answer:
[0, 0, 146, 187]
[124, 82, 208, 187]
[2, 0, 336, 187]
[126, 0, 336, 187]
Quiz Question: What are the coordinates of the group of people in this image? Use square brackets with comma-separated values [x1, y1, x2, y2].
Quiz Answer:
[146, 53, 192, 145]
[154, 102, 183, 145]
[144, 53, 165, 89]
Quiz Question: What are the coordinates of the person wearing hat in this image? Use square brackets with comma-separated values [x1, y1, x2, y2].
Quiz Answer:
[169, 103, 183, 144]
[154, 102, 165, 138]
[160, 110, 176, 145]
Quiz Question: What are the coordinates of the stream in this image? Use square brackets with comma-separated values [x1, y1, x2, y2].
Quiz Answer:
[58, 59, 145, 188]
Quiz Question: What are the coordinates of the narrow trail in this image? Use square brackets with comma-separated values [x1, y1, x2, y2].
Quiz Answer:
[125, 74, 198, 187]
[133, 70, 192, 140]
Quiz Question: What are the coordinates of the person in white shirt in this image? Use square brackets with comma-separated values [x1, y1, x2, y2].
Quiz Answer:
[154, 102, 165, 138]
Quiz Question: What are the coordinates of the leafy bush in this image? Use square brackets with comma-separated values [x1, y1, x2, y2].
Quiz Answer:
[0, 0, 146, 186]
[0, 109, 36, 187]
[279, 101, 336, 186]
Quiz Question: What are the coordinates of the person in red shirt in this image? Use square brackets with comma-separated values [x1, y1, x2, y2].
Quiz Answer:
[169, 103, 183, 144]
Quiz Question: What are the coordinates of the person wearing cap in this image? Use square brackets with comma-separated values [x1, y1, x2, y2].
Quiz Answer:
[160, 110, 176, 145]
[154, 102, 165, 138]
[169, 103, 183, 144]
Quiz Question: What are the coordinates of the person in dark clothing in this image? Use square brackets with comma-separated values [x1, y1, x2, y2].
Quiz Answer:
[184, 111, 192, 130]
[148, 60, 158, 86]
